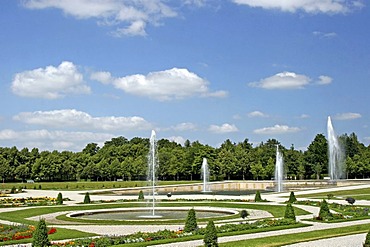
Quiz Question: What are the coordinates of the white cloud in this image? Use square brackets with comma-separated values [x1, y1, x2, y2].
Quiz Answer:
[167, 136, 187, 145]
[90, 71, 112, 84]
[22, 0, 178, 37]
[172, 122, 197, 131]
[299, 114, 310, 119]
[248, 111, 268, 118]
[94, 67, 226, 101]
[334, 112, 362, 120]
[208, 123, 238, 133]
[11, 61, 90, 99]
[232, 0, 364, 14]
[249, 72, 332, 90]
[317, 75, 333, 85]
[0, 129, 114, 151]
[13, 109, 152, 131]
[249, 72, 311, 90]
[254, 124, 301, 135]
[313, 31, 337, 39]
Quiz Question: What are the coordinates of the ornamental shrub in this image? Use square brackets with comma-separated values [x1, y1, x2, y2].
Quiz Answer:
[10, 186, 16, 194]
[32, 218, 50, 247]
[84, 192, 91, 204]
[364, 230, 370, 247]
[240, 210, 249, 219]
[204, 221, 218, 247]
[254, 191, 262, 202]
[318, 199, 332, 219]
[346, 197, 356, 205]
[284, 203, 296, 221]
[56, 192, 63, 205]
[138, 190, 144, 201]
[288, 191, 297, 203]
[184, 208, 198, 232]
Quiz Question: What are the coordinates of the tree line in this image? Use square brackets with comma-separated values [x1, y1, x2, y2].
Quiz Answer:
[0, 133, 369, 182]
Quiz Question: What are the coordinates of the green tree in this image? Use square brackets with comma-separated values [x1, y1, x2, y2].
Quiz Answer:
[184, 208, 198, 232]
[254, 191, 263, 202]
[288, 191, 297, 203]
[56, 192, 63, 205]
[204, 220, 218, 247]
[32, 218, 50, 247]
[305, 134, 328, 179]
[318, 199, 332, 219]
[284, 203, 296, 221]
[84, 192, 91, 204]
[138, 190, 144, 201]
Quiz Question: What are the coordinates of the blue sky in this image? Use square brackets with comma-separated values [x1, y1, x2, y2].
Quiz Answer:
[0, 0, 369, 151]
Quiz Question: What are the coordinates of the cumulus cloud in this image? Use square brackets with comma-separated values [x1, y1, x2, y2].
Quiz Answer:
[92, 67, 227, 101]
[13, 109, 152, 131]
[0, 129, 114, 151]
[249, 72, 332, 90]
[232, 0, 364, 14]
[171, 122, 197, 131]
[90, 71, 112, 84]
[248, 111, 268, 118]
[334, 112, 362, 120]
[208, 123, 238, 133]
[11, 61, 90, 99]
[22, 0, 179, 36]
[317, 75, 333, 85]
[254, 124, 301, 135]
[313, 31, 337, 39]
[249, 72, 311, 90]
[167, 136, 187, 145]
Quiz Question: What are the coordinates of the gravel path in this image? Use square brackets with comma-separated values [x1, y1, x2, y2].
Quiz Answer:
[283, 233, 367, 247]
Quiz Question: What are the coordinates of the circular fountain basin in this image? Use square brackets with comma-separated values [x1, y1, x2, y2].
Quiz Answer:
[67, 207, 238, 221]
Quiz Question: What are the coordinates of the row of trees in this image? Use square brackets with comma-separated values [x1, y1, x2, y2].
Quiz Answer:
[0, 133, 369, 182]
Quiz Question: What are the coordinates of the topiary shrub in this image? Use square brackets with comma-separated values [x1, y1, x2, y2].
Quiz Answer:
[254, 191, 262, 202]
[184, 208, 198, 232]
[204, 220, 218, 247]
[346, 197, 356, 205]
[240, 210, 249, 220]
[318, 199, 332, 219]
[138, 190, 144, 201]
[10, 186, 17, 194]
[288, 191, 297, 203]
[84, 192, 91, 204]
[364, 230, 370, 247]
[32, 218, 50, 247]
[284, 203, 296, 221]
[56, 192, 63, 205]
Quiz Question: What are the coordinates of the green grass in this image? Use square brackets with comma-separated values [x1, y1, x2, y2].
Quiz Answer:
[0, 180, 200, 191]
[296, 187, 370, 201]
[219, 223, 370, 247]
[0, 202, 310, 226]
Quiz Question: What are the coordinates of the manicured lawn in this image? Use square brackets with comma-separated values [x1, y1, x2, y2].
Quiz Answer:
[0, 180, 200, 191]
[296, 187, 370, 201]
[219, 223, 370, 247]
[0, 202, 311, 225]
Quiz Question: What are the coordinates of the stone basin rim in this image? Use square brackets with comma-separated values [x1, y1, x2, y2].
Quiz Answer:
[66, 206, 239, 221]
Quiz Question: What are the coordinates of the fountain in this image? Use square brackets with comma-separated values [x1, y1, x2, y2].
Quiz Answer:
[201, 158, 211, 192]
[141, 130, 161, 218]
[327, 116, 344, 181]
[275, 145, 284, 192]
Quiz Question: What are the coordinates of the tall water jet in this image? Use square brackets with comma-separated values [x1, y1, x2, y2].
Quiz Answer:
[327, 116, 344, 181]
[144, 130, 161, 217]
[201, 158, 211, 192]
[275, 145, 284, 192]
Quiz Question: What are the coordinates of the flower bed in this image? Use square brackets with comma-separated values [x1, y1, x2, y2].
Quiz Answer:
[0, 224, 57, 242]
[0, 196, 57, 207]
[50, 218, 298, 247]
